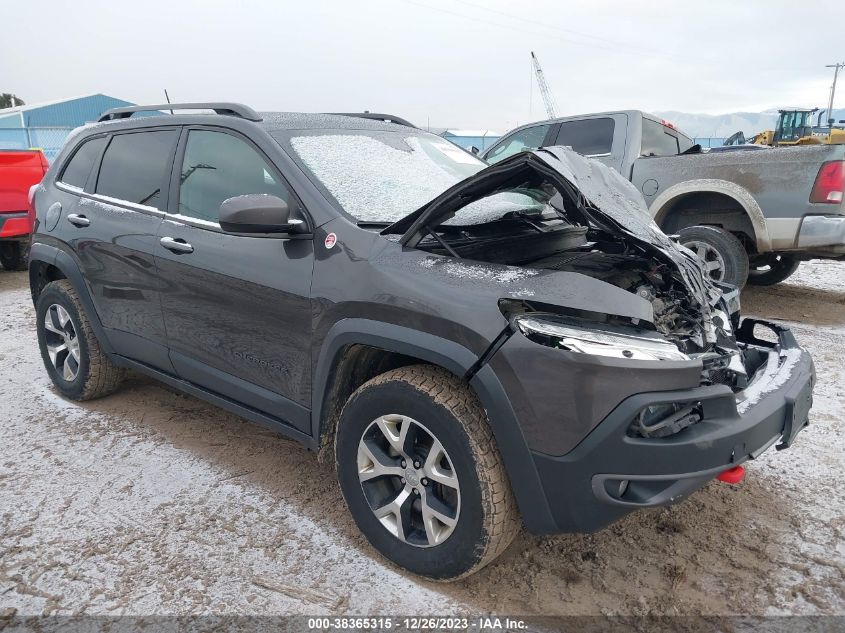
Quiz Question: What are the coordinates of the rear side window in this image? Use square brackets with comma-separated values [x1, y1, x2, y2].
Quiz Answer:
[555, 118, 615, 155]
[177, 130, 294, 223]
[641, 119, 680, 157]
[95, 130, 178, 209]
[484, 124, 551, 164]
[60, 137, 106, 189]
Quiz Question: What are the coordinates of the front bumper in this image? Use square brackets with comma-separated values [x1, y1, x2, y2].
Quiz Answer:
[0, 211, 31, 240]
[796, 215, 845, 256]
[522, 319, 815, 533]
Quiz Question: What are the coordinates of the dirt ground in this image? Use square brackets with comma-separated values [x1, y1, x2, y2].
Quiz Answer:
[1, 261, 843, 617]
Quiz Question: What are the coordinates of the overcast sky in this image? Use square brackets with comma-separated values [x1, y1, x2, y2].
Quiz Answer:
[1, 0, 841, 131]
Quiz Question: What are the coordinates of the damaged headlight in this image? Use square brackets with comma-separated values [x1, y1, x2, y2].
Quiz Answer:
[514, 316, 690, 361]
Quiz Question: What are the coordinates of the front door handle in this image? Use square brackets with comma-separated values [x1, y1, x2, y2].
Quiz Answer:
[160, 236, 194, 254]
[67, 213, 90, 227]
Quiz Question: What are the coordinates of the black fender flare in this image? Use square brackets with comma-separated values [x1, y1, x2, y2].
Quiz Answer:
[28, 241, 115, 355]
[312, 318, 556, 533]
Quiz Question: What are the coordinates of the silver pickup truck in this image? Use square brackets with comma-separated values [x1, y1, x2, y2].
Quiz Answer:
[481, 110, 845, 287]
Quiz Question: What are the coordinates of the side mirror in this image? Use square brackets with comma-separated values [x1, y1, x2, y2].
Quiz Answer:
[218, 194, 302, 234]
[469, 145, 480, 155]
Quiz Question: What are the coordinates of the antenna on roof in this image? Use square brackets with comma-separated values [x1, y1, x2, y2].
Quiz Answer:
[164, 89, 173, 115]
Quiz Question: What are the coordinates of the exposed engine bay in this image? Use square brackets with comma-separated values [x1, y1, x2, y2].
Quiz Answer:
[386, 146, 770, 400]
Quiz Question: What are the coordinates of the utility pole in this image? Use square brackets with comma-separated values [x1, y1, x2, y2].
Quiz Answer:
[825, 61, 844, 129]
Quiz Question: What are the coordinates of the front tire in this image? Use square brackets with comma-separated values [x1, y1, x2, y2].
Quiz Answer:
[747, 254, 800, 286]
[36, 280, 124, 400]
[678, 225, 750, 289]
[0, 241, 29, 271]
[335, 365, 519, 580]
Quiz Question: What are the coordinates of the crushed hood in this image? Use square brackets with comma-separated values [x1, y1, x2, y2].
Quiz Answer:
[384, 146, 723, 339]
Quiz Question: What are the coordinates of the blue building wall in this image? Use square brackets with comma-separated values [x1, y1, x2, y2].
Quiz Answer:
[442, 133, 501, 151]
[9, 94, 135, 127]
[0, 94, 138, 160]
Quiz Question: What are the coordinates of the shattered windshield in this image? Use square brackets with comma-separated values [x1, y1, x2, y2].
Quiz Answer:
[279, 130, 546, 225]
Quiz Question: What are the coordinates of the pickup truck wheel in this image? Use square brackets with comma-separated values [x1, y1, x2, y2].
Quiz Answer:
[747, 254, 800, 286]
[0, 242, 28, 271]
[678, 225, 749, 288]
[335, 365, 519, 581]
[36, 280, 124, 400]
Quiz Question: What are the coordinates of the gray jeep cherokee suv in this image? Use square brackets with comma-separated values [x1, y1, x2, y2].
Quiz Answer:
[28, 103, 815, 580]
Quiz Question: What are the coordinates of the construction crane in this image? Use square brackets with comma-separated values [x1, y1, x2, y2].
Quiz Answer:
[530, 51, 559, 119]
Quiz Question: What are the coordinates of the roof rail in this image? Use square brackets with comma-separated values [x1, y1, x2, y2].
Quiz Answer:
[330, 112, 417, 128]
[97, 102, 262, 123]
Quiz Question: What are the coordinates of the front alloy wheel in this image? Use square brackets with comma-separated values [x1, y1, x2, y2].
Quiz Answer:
[358, 414, 460, 547]
[335, 365, 519, 580]
[678, 225, 750, 288]
[683, 239, 726, 282]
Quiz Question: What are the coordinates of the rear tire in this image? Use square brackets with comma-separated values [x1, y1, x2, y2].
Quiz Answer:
[678, 225, 749, 289]
[36, 280, 124, 400]
[747, 254, 800, 286]
[0, 242, 29, 271]
[335, 365, 519, 581]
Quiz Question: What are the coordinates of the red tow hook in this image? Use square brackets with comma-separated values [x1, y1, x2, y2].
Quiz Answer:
[717, 465, 745, 484]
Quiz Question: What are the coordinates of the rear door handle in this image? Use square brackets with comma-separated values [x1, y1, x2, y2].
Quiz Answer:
[159, 236, 194, 254]
[67, 213, 90, 227]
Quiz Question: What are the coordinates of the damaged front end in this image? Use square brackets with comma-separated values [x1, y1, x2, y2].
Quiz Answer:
[385, 147, 800, 437]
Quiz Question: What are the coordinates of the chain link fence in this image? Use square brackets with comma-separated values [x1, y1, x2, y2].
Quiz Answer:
[0, 127, 75, 162]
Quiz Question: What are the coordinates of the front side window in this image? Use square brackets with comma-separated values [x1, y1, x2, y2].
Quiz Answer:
[95, 131, 178, 209]
[555, 118, 615, 155]
[484, 124, 551, 164]
[641, 119, 681, 157]
[60, 136, 107, 189]
[177, 130, 293, 223]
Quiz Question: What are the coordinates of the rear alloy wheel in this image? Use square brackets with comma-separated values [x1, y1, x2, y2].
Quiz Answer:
[678, 225, 750, 288]
[335, 365, 519, 580]
[43, 303, 82, 382]
[36, 280, 124, 400]
[0, 242, 29, 271]
[747, 254, 800, 286]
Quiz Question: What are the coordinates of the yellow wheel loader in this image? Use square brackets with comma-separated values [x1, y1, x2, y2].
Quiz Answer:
[751, 108, 845, 146]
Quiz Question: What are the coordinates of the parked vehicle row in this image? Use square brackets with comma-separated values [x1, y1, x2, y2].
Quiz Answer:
[27, 103, 815, 580]
[482, 110, 845, 288]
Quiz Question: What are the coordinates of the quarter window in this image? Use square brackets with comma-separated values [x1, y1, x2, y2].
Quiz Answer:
[95, 131, 178, 209]
[60, 136, 107, 189]
[484, 124, 551, 164]
[177, 130, 293, 223]
[554, 118, 615, 155]
[641, 119, 680, 157]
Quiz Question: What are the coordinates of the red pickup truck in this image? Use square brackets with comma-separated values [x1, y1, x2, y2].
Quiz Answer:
[0, 149, 49, 270]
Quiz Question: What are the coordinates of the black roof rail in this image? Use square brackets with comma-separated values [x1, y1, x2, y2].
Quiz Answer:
[330, 112, 417, 128]
[97, 102, 262, 123]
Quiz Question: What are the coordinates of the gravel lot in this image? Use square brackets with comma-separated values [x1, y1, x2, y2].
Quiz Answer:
[1, 262, 843, 617]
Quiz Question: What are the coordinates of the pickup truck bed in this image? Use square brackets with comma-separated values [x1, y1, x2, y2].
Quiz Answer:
[482, 110, 845, 288]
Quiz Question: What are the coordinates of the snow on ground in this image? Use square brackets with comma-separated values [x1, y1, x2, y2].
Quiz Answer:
[0, 261, 843, 617]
